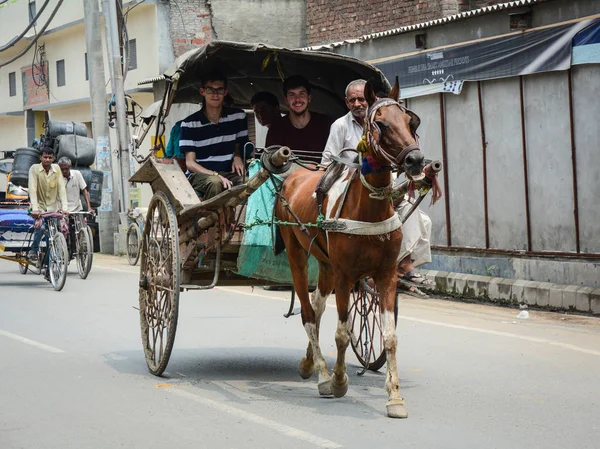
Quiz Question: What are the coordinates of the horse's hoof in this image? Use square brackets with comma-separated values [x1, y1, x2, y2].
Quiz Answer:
[318, 379, 333, 396]
[298, 359, 314, 379]
[332, 374, 349, 398]
[386, 399, 408, 419]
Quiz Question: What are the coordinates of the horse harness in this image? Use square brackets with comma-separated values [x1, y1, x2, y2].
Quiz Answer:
[274, 98, 424, 258]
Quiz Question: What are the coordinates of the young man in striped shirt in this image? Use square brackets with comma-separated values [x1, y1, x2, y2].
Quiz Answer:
[181, 71, 249, 199]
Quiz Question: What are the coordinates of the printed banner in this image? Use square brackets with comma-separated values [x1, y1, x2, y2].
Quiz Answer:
[376, 18, 600, 90]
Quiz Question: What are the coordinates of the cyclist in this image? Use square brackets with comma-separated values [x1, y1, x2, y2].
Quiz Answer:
[58, 157, 94, 256]
[27, 148, 68, 274]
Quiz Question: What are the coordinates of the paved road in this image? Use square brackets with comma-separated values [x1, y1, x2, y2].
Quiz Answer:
[1, 254, 599, 449]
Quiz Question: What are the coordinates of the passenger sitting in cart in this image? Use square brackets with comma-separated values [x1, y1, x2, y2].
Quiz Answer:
[266, 75, 333, 165]
[180, 70, 249, 199]
[58, 157, 94, 255]
[250, 91, 282, 128]
[27, 148, 68, 265]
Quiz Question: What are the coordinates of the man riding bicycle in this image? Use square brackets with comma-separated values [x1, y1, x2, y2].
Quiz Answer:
[27, 148, 68, 270]
[57, 157, 94, 257]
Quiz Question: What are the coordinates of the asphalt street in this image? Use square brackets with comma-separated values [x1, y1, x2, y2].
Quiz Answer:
[1, 254, 599, 449]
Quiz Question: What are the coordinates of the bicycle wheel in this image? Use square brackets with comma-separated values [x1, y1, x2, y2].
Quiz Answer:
[48, 232, 69, 291]
[349, 279, 399, 372]
[76, 227, 94, 279]
[126, 223, 141, 266]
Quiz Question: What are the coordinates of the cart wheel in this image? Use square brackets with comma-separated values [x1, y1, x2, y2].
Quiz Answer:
[127, 223, 141, 266]
[349, 278, 398, 372]
[76, 227, 94, 279]
[19, 262, 28, 274]
[48, 233, 69, 291]
[138, 191, 180, 376]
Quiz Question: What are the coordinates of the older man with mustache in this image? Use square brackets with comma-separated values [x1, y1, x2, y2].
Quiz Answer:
[321, 79, 368, 165]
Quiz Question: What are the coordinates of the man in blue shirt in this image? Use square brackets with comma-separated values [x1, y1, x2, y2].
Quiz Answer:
[180, 71, 249, 199]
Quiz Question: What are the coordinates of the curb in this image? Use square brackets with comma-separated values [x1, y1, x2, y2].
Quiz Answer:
[420, 270, 600, 315]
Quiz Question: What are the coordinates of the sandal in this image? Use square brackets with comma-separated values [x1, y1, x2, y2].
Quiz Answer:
[396, 281, 429, 298]
[400, 269, 435, 290]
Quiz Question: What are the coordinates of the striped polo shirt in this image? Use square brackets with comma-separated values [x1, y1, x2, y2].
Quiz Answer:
[179, 107, 249, 173]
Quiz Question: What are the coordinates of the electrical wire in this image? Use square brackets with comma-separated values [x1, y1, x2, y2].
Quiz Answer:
[0, 0, 64, 69]
[124, 0, 146, 17]
[0, 0, 51, 53]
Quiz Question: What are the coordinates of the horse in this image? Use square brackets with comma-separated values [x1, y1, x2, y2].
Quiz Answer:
[274, 78, 427, 418]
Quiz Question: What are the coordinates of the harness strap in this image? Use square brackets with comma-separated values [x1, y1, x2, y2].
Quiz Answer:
[322, 213, 402, 236]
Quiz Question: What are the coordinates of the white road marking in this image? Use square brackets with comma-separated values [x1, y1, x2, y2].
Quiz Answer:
[96, 269, 600, 358]
[166, 386, 343, 448]
[397, 315, 600, 357]
[0, 329, 65, 353]
[219, 287, 600, 357]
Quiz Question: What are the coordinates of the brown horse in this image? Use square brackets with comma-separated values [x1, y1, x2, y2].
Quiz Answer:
[274, 79, 426, 418]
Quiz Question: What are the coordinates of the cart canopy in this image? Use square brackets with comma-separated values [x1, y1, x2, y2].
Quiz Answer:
[142, 41, 391, 118]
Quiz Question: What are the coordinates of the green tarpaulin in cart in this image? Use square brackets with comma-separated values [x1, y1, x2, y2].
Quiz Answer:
[236, 160, 319, 285]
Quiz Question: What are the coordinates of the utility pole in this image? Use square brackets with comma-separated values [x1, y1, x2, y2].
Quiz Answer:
[83, 0, 119, 254]
[102, 0, 131, 250]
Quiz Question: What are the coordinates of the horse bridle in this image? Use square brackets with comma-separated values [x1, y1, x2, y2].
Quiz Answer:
[365, 98, 422, 168]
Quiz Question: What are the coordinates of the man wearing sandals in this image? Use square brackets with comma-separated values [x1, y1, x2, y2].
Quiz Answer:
[322, 79, 435, 297]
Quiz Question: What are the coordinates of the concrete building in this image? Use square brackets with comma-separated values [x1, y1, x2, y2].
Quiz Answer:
[306, 0, 600, 291]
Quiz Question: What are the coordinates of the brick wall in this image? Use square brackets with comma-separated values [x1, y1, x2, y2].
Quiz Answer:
[306, 0, 509, 45]
[168, 0, 216, 57]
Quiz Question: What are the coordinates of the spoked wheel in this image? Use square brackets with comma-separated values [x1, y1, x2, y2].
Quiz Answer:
[127, 223, 141, 266]
[138, 191, 180, 376]
[76, 227, 94, 279]
[349, 278, 399, 372]
[48, 233, 69, 291]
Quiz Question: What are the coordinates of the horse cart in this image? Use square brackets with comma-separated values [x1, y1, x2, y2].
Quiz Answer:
[131, 42, 441, 418]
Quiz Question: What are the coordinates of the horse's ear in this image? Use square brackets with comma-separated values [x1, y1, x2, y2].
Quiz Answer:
[389, 76, 400, 102]
[364, 79, 377, 106]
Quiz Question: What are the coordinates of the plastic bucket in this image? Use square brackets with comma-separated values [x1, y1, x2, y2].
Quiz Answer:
[10, 147, 41, 187]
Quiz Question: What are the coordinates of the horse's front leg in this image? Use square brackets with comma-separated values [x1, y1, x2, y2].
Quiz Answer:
[331, 276, 353, 398]
[374, 270, 408, 418]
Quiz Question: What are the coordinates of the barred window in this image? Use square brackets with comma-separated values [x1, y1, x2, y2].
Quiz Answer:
[128, 39, 137, 71]
[56, 59, 65, 87]
[9, 72, 16, 97]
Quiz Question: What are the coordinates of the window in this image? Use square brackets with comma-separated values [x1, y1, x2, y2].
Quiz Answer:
[28, 1, 36, 25]
[56, 59, 65, 87]
[84, 53, 88, 81]
[127, 39, 137, 71]
[9, 72, 16, 97]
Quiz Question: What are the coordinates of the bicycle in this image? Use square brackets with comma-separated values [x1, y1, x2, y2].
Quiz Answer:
[66, 211, 95, 279]
[126, 207, 146, 266]
[19, 212, 70, 291]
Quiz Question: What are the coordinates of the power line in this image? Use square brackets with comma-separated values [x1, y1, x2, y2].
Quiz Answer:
[0, 0, 64, 69]
[0, 0, 51, 53]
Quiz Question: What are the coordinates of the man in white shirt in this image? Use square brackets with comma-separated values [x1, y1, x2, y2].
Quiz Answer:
[321, 79, 367, 165]
[321, 80, 434, 297]
[58, 157, 93, 212]
[58, 157, 94, 257]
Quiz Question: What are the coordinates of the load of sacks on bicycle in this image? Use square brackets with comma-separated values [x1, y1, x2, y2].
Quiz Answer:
[24, 151, 95, 272]
[164, 70, 435, 297]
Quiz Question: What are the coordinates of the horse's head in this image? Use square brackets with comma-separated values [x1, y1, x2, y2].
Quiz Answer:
[363, 78, 425, 180]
